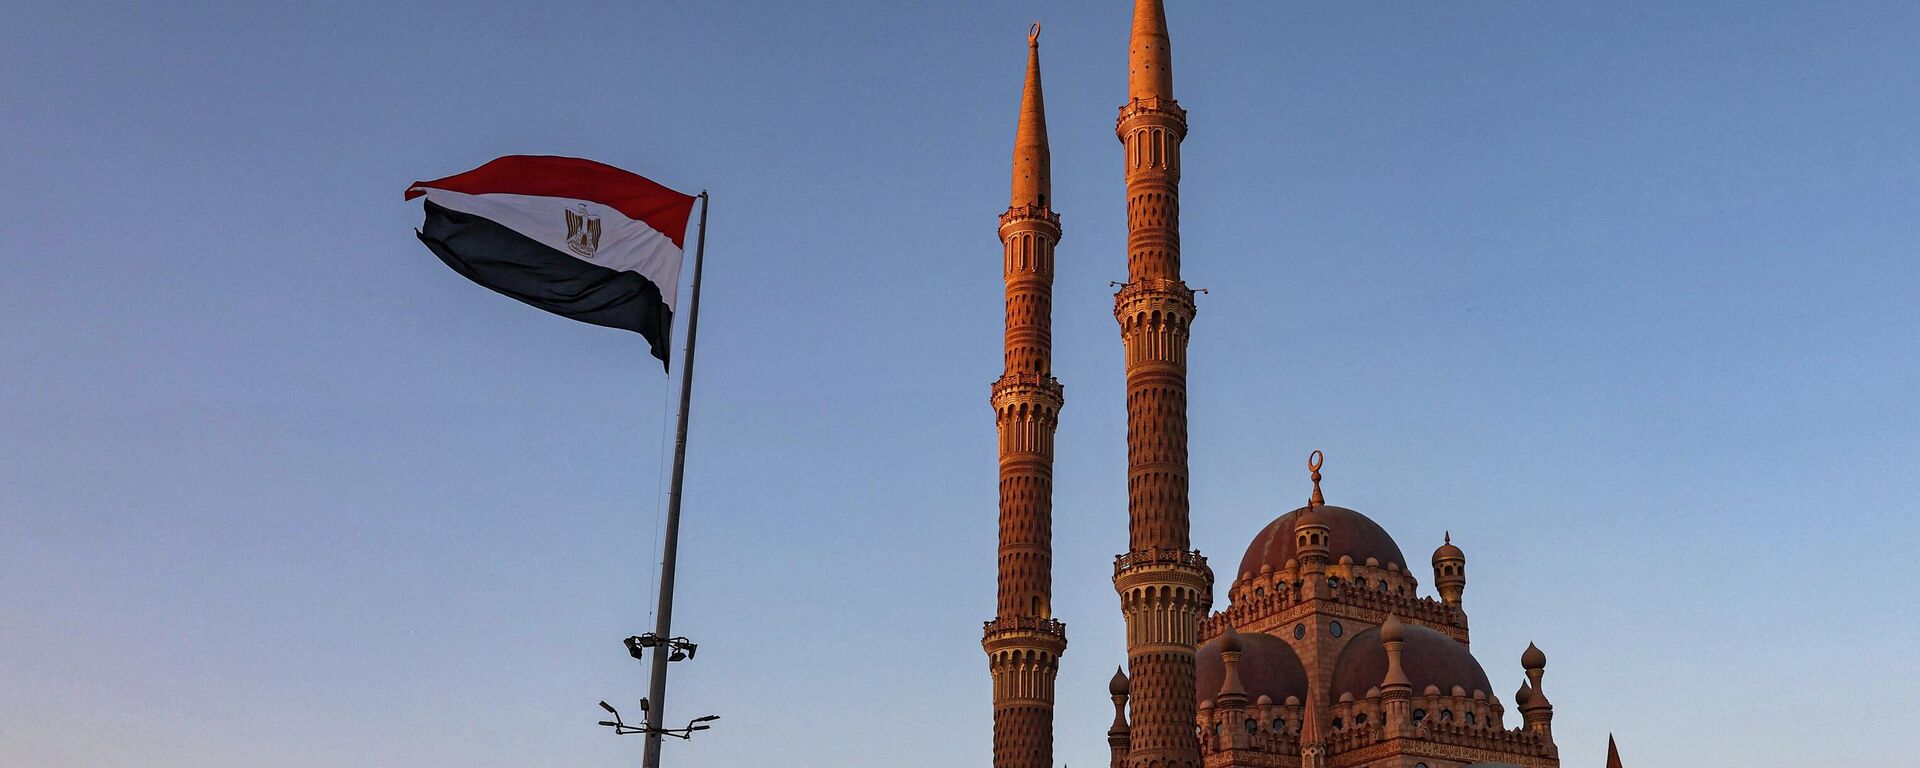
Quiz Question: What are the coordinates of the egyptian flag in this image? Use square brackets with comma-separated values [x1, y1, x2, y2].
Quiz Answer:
[406, 155, 697, 366]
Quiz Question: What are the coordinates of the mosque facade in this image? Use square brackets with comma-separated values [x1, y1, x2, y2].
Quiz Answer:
[983, 4, 1619, 768]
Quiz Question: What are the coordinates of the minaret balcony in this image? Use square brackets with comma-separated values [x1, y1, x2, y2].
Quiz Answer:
[982, 615, 1069, 653]
[1113, 546, 1208, 575]
[1114, 279, 1196, 314]
[999, 204, 1061, 230]
[992, 373, 1064, 408]
[1116, 96, 1188, 132]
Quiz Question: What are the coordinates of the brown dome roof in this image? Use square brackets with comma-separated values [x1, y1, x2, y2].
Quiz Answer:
[1332, 623, 1491, 700]
[1238, 504, 1408, 580]
[1195, 630, 1308, 706]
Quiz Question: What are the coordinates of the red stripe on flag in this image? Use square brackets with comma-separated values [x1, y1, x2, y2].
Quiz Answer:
[406, 155, 697, 248]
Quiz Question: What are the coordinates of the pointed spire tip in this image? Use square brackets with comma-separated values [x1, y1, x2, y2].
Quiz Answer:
[1007, 20, 1051, 209]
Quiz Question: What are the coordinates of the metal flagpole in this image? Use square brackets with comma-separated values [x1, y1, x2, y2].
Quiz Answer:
[643, 190, 709, 768]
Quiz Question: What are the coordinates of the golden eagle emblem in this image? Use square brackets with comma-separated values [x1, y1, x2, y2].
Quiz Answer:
[564, 204, 602, 257]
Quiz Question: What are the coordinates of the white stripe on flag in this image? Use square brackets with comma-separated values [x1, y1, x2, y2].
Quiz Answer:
[419, 188, 685, 311]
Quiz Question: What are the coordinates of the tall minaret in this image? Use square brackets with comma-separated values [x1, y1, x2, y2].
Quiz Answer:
[984, 23, 1066, 768]
[1111, 3, 1210, 768]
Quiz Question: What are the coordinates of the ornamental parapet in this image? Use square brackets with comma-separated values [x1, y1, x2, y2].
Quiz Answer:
[1327, 729, 1553, 768]
[1116, 96, 1189, 135]
[982, 615, 1069, 654]
[991, 373, 1065, 408]
[1197, 696, 1305, 759]
[983, 615, 1068, 639]
[999, 204, 1062, 231]
[1196, 694, 1550, 767]
[1198, 584, 1466, 645]
[1412, 721, 1551, 756]
[1114, 278, 1197, 320]
[1114, 547, 1208, 576]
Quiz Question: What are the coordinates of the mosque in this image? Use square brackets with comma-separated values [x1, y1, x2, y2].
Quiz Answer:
[980, 4, 1624, 768]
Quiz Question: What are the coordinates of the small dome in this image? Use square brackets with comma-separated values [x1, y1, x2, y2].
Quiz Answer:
[1521, 642, 1546, 671]
[1433, 532, 1464, 563]
[1515, 680, 1533, 706]
[1332, 623, 1492, 700]
[1221, 625, 1244, 653]
[1109, 666, 1130, 696]
[1240, 505, 1408, 583]
[1294, 502, 1327, 532]
[1380, 614, 1406, 643]
[1195, 630, 1308, 707]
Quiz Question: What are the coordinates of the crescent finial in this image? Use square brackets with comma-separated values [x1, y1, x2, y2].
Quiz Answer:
[1308, 450, 1325, 505]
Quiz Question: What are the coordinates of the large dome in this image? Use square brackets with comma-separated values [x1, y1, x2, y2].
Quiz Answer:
[1238, 504, 1408, 580]
[1194, 630, 1309, 706]
[1332, 623, 1491, 699]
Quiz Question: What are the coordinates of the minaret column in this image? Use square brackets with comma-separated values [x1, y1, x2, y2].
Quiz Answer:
[985, 25, 1066, 768]
[1113, 4, 1210, 768]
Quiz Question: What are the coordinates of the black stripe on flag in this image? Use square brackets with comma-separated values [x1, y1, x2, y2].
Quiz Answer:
[416, 200, 674, 365]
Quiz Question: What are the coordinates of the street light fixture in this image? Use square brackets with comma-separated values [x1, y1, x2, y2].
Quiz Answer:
[595, 700, 719, 740]
[600, 633, 716, 741]
[624, 633, 698, 662]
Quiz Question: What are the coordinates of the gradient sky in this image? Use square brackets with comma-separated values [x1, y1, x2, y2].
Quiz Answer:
[4, 2, 1918, 766]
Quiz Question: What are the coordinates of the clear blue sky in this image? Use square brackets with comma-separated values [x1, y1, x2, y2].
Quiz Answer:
[4, 2, 1916, 766]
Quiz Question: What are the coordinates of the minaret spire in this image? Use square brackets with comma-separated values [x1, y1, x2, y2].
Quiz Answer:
[1128, 0, 1173, 100]
[984, 22, 1066, 768]
[1112, 2, 1207, 768]
[1011, 23, 1050, 210]
[1298, 688, 1327, 768]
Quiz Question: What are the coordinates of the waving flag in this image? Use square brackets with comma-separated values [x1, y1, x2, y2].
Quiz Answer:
[406, 155, 697, 365]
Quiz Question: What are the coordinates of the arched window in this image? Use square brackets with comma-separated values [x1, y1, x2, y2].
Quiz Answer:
[1439, 709, 1453, 723]
[1353, 712, 1369, 726]
[1412, 708, 1427, 725]
[1244, 718, 1258, 734]
[1331, 717, 1343, 730]
[1272, 717, 1286, 732]
[1465, 711, 1478, 726]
